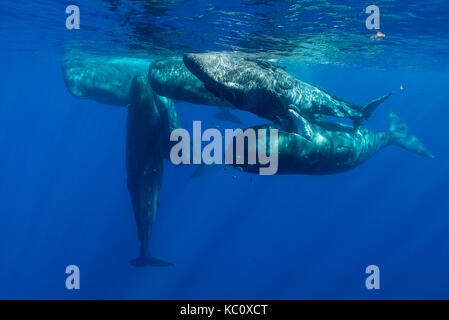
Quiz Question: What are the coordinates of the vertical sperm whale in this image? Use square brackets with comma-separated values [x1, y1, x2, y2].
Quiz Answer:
[126, 75, 174, 267]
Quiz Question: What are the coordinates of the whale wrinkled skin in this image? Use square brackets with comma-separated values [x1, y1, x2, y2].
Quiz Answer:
[183, 52, 391, 125]
[149, 58, 233, 108]
[229, 113, 434, 175]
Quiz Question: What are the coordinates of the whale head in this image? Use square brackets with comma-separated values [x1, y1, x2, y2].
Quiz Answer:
[183, 52, 250, 108]
[183, 53, 224, 82]
[183, 52, 289, 121]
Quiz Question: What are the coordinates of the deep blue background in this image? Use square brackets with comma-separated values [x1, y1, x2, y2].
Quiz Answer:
[0, 0, 449, 299]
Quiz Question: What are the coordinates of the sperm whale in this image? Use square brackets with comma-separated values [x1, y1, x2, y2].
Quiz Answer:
[183, 52, 392, 127]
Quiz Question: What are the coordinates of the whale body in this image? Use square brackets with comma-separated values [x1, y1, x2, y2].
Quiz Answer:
[62, 55, 177, 266]
[183, 52, 392, 125]
[229, 113, 433, 175]
[127, 75, 178, 267]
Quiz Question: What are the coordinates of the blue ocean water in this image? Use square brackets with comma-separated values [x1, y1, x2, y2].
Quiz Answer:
[0, 0, 448, 299]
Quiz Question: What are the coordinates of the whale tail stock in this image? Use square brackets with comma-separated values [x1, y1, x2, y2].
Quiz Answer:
[388, 113, 434, 159]
[128, 162, 173, 268]
[129, 189, 173, 268]
[353, 93, 393, 127]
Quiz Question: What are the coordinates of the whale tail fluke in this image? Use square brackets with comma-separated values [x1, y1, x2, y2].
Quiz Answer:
[130, 254, 174, 268]
[354, 93, 393, 127]
[389, 113, 434, 159]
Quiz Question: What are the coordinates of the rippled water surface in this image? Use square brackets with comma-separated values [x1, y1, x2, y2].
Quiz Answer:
[1, 0, 449, 66]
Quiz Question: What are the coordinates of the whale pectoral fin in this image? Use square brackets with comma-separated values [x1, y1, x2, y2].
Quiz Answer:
[286, 108, 313, 141]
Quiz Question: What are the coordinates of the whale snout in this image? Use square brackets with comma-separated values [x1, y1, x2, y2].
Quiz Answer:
[183, 53, 204, 74]
[183, 52, 225, 80]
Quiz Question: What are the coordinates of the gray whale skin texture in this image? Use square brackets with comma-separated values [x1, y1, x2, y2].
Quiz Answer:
[148, 58, 232, 108]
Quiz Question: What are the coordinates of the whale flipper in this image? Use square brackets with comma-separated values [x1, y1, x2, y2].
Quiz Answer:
[354, 93, 393, 127]
[389, 113, 434, 158]
[286, 108, 313, 141]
